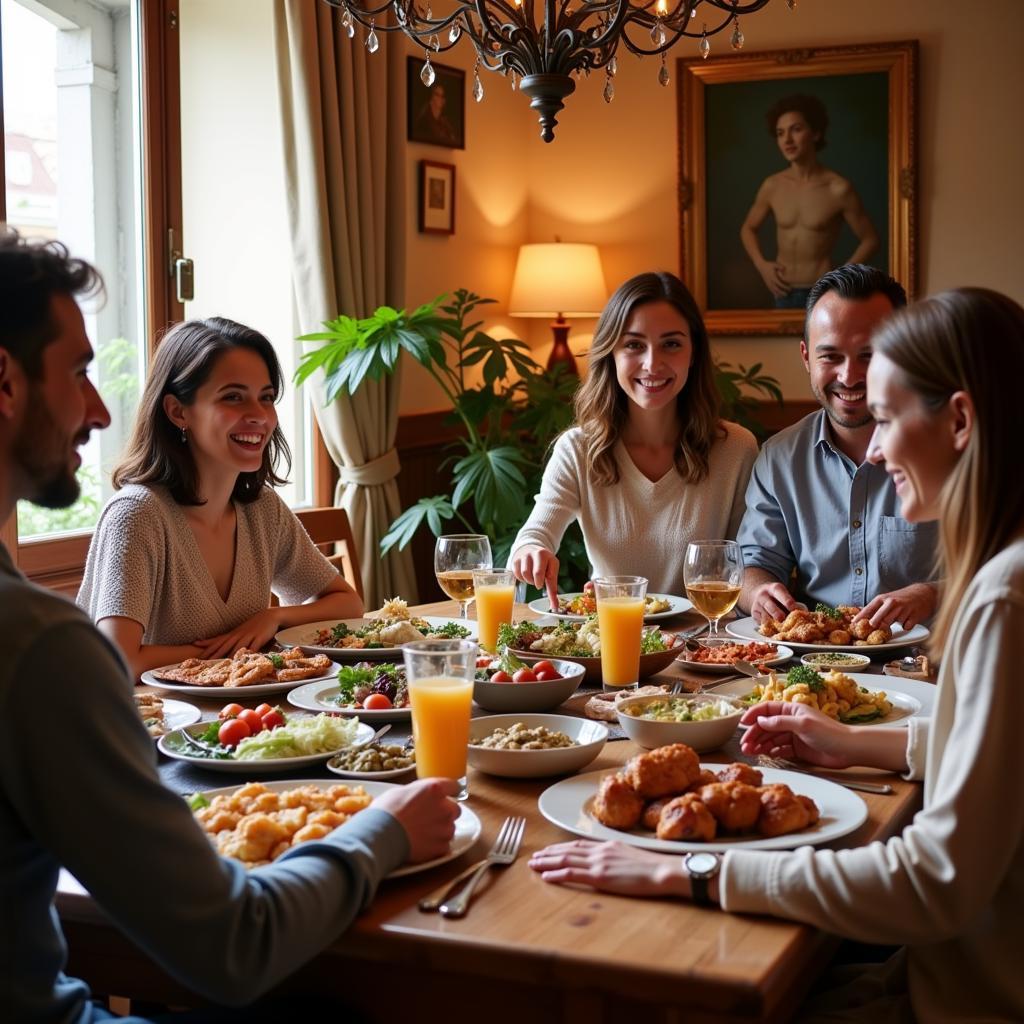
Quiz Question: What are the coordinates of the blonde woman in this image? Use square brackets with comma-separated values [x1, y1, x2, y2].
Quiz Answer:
[510, 272, 757, 605]
[530, 288, 1024, 1022]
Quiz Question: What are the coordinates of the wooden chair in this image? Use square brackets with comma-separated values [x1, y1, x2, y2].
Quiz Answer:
[295, 506, 364, 601]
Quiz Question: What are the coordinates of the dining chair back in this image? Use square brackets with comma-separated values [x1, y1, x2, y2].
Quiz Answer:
[295, 506, 364, 601]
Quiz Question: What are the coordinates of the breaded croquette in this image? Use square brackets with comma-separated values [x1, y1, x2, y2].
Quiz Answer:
[757, 783, 818, 838]
[592, 773, 645, 829]
[624, 743, 700, 798]
[697, 781, 762, 833]
[656, 794, 717, 842]
[716, 762, 763, 787]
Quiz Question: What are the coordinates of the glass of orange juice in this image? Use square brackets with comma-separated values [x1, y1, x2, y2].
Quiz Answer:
[402, 639, 478, 801]
[471, 568, 516, 652]
[684, 541, 744, 639]
[593, 575, 648, 693]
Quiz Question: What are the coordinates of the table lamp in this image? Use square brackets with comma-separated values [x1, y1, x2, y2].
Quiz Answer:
[508, 242, 606, 375]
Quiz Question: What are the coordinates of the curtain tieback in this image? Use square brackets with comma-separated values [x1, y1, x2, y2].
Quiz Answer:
[338, 448, 401, 487]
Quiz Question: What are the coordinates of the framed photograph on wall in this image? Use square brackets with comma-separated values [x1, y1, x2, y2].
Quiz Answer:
[419, 160, 455, 235]
[677, 41, 917, 335]
[407, 57, 465, 149]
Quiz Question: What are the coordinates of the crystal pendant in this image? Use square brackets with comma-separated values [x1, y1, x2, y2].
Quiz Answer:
[699, 26, 710, 60]
[449, 24, 461, 43]
[608, 56, 618, 77]
[396, 3, 406, 26]
[509, 71, 517, 91]
[421, 58, 435, 87]
[366, 23, 379, 53]
[603, 74, 614, 103]
[473, 70, 484, 103]
[346, 21, 355, 39]
[650, 21, 666, 46]
[731, 19, 744, 50]
[658, 56, 669, 87]
[429, 33, 440, 51]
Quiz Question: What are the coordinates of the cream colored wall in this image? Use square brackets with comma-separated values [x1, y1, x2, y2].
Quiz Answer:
[400, 0, 1024, 406]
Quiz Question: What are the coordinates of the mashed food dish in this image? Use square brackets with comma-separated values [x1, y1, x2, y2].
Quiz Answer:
[620, 696, 738, 723]
[473, 722, 577, 750]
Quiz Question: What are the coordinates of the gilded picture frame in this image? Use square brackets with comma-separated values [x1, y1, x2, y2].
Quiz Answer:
[677, 41, 918, 335]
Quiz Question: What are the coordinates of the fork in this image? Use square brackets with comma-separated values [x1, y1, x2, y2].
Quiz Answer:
[430, 816, 525, 919]
[757, 755, 893, 794]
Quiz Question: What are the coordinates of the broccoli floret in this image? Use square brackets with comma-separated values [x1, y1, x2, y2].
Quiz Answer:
[814, 602, 842, 620]
[786, 665, 825, 692]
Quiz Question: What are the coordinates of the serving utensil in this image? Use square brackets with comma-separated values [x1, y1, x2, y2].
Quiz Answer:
[419, 815, 525, 915]
[757, 755, 893, 795]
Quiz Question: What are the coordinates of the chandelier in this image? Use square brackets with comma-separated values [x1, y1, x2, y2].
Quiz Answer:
[324, 0, 791, 141]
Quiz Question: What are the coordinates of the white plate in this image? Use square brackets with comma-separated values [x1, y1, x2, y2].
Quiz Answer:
[158, 697, 202, 733]
[706, 674, 923, 728]
[192, 778, 481, 878]
[275, 617, 478, 661]
[726, 616, 930, 653]
[141, 667, 338, 700]
[158, 719, 375, 772]
[288, 678, 412, 723]
[527, 593, 693, 623]
[675, 642, 796, 675]
[538, 764, 868, 854]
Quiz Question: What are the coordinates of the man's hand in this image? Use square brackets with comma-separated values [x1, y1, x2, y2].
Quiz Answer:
[374, 778, 460, 863]
[749, 580, 804, 625]
[756, 260, 791, 299]
[854, 582, 937, 631]
[511, 544, 560, 612]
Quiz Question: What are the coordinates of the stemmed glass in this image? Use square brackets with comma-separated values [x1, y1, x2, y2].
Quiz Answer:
[434, 534, 492, 619]
[683, 540, 744, 639]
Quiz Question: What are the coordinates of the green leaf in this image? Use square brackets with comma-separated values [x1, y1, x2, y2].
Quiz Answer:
[379, 496, 455, 555]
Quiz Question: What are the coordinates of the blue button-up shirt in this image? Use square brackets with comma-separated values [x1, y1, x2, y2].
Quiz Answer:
[737, 410, 939, 609]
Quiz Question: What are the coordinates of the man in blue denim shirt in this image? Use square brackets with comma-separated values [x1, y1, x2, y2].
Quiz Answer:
[737, 265, 939, 629]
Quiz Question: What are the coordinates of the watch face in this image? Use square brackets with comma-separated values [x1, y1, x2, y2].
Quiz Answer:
[686, 852, 719, 876]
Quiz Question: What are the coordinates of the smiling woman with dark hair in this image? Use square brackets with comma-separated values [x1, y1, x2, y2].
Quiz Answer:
[77, 316, 363, 679]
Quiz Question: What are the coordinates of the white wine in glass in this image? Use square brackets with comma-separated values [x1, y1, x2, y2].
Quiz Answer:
[684, 541, 743, 638]
[434, 534, 492, 619]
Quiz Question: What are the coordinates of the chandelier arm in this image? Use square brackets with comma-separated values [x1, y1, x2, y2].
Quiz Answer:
[571, 1, 634, 56]
[625, 5, 733, 41]
[458, 9, 541, 74]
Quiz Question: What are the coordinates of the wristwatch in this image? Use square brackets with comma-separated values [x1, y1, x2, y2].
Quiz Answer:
[684, 851, 721, 906]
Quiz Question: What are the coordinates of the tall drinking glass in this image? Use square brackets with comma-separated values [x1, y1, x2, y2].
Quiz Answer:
[593, 575, 648, 693]
[403, 639, 478, 801]
[472, 568, 516, 652]
[684, 541, 744, 638]
[434, 534, 492, 619]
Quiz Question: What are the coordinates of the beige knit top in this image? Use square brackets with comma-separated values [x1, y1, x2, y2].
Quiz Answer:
[77, 484, 339, 645]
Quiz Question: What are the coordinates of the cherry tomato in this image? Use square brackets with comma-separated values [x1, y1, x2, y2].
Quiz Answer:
[253, 703, 274, 718]
[535, 669, 562, 682]
[260, 709, 286, 730]
[530, 661, 556, 676]
[476, 656, 494, 669]
[364, 693, 393, 710]
[218, 718, 251, 747]
[219, 702, 244, 720]
[237, 708, 265, 733]
[490, 670, 513, 683]
[512, 668, 538, 684]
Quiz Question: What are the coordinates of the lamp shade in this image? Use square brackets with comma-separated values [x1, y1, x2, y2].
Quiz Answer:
[508, 243, 606, 318]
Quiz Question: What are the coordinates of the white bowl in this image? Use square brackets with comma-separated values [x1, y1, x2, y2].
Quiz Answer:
[467, 714, 608, 778]
[799, 652, 872, 671]
[615, 693, 744, 753]
[473, 658, 586, 713]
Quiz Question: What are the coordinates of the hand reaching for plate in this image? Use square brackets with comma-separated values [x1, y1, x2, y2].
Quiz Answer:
[511, 544, 560, 611]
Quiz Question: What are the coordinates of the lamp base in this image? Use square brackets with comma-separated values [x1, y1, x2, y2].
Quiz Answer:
[547, 318, 577, 376]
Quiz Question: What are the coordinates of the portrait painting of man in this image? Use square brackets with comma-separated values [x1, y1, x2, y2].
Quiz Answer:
[407, 58, 465, 149]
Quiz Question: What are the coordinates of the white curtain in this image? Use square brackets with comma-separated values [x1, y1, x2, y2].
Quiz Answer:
[274, 1, 417, 607]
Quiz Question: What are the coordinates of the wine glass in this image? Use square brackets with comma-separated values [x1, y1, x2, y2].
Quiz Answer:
[434, 534, 492, 619]
[683, 540, 744, 639]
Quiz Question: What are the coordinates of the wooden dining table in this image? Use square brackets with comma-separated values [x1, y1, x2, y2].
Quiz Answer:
[58, 600, 924, 1023]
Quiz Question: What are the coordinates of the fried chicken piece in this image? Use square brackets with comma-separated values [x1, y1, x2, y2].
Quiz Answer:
[828, 629, 852, 645]
[849, 618, 874, 641]
[716, 762, 763, 787]
[797, 794, 820, 826]
[656, 794, 717, 842]
[777, 609, 813, 633]
[758, 620, 779, 638]
[697, 782, 762, 833]
[686, 768, 720, 793]
[624, 743, 701, 799]
[641, 797, 672, 831]
[592, 773, 644, 829]
[787, 622, 826, 644]
[866, 628, 891, 645]
[757, 783, 818, 838]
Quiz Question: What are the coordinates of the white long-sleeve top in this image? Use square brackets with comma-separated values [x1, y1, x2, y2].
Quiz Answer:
[722, 536, 1024, 1021]
[510, 423, 758, 594]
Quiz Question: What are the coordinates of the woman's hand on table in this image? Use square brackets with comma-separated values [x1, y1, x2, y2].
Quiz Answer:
[530, 839, 692, 899]
[739, 702, 860, 769]
[375, 778, 460, 863]
[511, 545, 560, 610]
[194, 608, 284, 659]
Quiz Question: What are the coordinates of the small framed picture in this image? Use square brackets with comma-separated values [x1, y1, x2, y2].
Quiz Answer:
[418, 160, 455, 235]
[407, 57, 465, 149]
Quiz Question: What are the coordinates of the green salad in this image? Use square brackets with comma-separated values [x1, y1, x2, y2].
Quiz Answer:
[496, 618, 669, 658]
[169, 714, 361, 761]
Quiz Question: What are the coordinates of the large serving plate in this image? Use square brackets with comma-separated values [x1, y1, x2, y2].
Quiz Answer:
[726, 616, 930, 653]
[193, 778, 481, 877]
[538, 764, 868, 854]
[706, 671, 936, 724]
[275, 617, 479, 662]
[158, 719, 375, 772]
[141, 666, 336, 700]
[155, 697, 202, 734]
[527, 593, 693, 623]
[675, 641, 796, 675]
[287, 678, 412, 723]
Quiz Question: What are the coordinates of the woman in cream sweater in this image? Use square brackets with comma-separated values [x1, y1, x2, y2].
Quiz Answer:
[510, 272, 757, 606]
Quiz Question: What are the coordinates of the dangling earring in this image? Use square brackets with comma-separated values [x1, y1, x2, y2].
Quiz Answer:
[180, 426, 187, 444]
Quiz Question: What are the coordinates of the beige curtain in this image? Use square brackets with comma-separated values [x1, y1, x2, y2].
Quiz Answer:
[274, 1, 417, 607]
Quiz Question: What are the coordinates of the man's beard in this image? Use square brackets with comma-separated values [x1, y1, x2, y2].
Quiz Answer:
[11, 386, 83, 509]
[811, 382, 874, 431]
